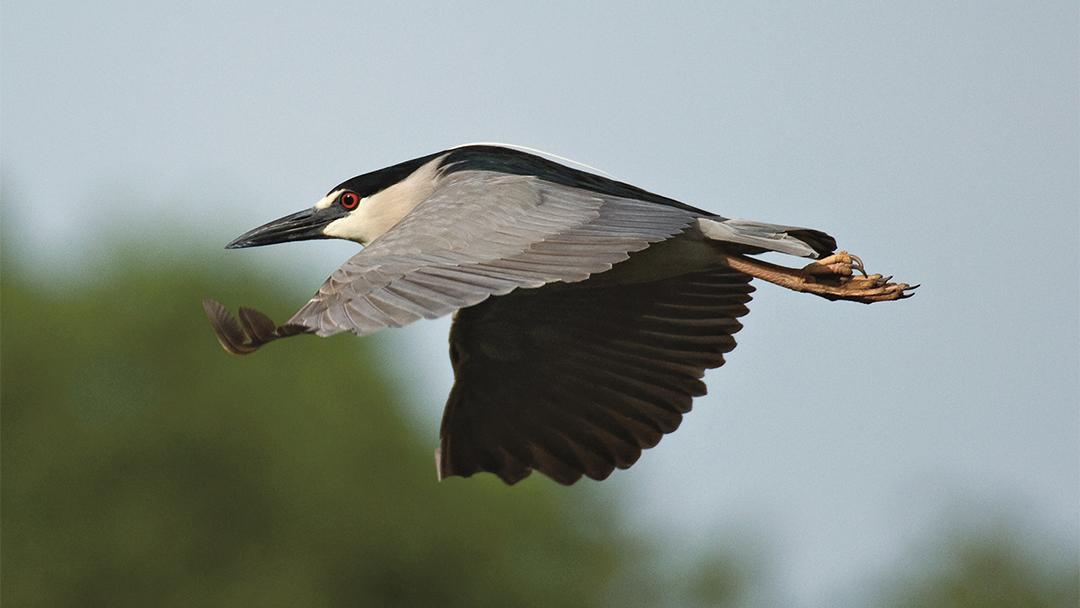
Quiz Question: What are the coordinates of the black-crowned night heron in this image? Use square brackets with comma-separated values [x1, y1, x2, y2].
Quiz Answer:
[204, 144, 915, 485]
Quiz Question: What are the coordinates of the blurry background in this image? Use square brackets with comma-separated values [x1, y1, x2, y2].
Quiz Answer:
[2, 2, 1077, 606]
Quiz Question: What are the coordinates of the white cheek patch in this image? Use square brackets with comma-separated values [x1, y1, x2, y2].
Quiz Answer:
[314, 189, 345, 210]
[323, 212, 369, 242]
[319, 155, 446, 245]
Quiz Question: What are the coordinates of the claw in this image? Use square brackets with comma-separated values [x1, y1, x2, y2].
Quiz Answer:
[815, 269, 918, 304]
[720, 249, 914, 304]
[848, 253, 867, 276]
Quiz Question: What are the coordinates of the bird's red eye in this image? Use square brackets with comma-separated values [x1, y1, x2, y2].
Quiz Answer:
[339, 191, 360, 210]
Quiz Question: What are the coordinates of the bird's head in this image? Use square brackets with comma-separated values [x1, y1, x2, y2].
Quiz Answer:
[224, 188, 355, 249]
[225, 153, 445, 249]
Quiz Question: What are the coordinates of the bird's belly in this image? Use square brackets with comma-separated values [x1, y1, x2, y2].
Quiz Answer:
[587, 228, 720, 286]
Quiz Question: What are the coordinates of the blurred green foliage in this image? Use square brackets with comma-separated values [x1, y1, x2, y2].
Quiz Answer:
[0, 249, 748, 607]
[879, 532, 1079, 608]
[1, 243, 1075, 607]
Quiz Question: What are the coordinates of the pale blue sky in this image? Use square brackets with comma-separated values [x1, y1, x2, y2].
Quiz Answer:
[4, 2, 1077, 605]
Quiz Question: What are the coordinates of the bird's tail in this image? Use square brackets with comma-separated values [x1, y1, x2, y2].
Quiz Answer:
[698, 217, 837, 259]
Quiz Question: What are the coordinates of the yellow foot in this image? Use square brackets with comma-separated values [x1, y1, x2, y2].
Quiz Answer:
[816, 274, 916, 303]
[719, 249, 917, 304]
[802, 251, 865, 278]
[799, 251, 917, 303]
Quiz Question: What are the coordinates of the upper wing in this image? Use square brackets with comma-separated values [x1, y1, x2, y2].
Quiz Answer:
[288, 171, 700, 336]
[436, 265, 755, 485]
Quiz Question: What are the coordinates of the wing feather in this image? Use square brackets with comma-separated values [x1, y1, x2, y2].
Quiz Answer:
[288, 171, 699, 336]
[437, 264, 754, 484]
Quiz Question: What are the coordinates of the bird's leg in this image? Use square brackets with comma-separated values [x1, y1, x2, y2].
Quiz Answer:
[718, 251, 917, 304]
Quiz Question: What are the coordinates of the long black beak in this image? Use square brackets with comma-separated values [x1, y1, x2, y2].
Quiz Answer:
[226, 208, 337, 249]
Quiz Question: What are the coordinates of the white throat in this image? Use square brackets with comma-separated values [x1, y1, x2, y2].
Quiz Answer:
[322, 154, 446, 245]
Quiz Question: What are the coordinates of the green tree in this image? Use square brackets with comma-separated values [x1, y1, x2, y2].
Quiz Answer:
[876, 531, 1078, 608]
[5, 238, 1073, 608]
[1, 244, 747, 608]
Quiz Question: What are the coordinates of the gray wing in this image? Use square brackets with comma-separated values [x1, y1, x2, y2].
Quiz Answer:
[436, 265, 755, 485]
[288, 171, 700, 336]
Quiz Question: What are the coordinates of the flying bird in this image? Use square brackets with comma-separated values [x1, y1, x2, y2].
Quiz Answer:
[204, 144, 915, 485]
